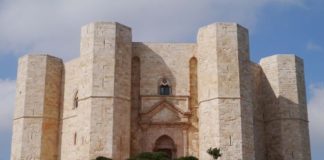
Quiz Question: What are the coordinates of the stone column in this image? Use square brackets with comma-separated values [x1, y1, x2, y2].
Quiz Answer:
[11, 55, 63, 160]
[80, 22, 132, 160]
[197, 23, 255, 160]
[260, 55, 311, 160]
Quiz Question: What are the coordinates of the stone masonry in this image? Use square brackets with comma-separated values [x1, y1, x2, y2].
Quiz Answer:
[11, 22, 311, 160]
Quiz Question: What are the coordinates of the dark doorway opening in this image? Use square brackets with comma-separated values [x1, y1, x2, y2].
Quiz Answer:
[153, 135, 176, 159]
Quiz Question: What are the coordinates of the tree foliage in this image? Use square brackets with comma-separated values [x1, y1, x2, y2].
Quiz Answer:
[207, 147, 222, 160]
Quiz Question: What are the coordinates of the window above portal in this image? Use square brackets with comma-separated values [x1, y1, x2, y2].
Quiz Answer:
[159, 78, 172, 96]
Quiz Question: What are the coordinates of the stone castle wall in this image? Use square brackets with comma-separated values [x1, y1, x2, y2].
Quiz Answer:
[131, 42, 198, 157]
[197, 23, 255, 160]
[12, 55, 62, 160]
[260, 55, 311, 160]
[60, 22, 133, 160]
[11, 22, 311, 160]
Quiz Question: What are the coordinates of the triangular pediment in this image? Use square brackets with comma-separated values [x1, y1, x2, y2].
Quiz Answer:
[140, 101, 189, 124]
[151, 107, 180, 122]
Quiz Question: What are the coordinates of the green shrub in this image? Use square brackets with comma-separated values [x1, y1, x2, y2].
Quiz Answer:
[174, 155, 198, 160]
[95, 156, 112, 160]
[207, 147, 222, 160]
[128, 152, 169, 160]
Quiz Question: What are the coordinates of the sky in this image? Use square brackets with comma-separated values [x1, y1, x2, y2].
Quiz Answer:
[0, 0, 323, 159]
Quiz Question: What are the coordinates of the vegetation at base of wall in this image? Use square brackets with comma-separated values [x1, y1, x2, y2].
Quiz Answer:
[94, 156, 112, 160]
[98, 147, 220, 160]
[128, 152, 198, 160]
[127, 152, 169, 160]
[174, 156, 198, 160]
[207, 147, 222, 160]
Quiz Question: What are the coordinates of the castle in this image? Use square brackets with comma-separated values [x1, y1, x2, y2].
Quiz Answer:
[11, 22, 311, 160]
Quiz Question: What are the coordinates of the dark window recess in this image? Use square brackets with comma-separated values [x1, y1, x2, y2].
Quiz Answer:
[73, 91, 78, 109]
[74, 132, 77, 145]
[160, 85, 171, 95]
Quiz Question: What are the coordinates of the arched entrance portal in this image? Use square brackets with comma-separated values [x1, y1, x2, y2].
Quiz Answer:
[153, 135, 177, 159]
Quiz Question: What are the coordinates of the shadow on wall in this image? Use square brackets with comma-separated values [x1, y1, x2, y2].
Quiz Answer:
[258, 70, 310, 160]
[132, 42, 177, 96]
[131, 42, 179, 156]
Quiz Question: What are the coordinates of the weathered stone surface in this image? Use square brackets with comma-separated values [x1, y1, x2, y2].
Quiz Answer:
[197, 23, 255, 160]
[11, 55, 62, 160]
[62, 22, 133, 160]
[11, 22, 311, 160]
[260, 55, 311, 160]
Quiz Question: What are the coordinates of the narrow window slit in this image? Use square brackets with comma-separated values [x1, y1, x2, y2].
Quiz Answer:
[229, 136, 232, 146]
[73, 90, 79, 109]
[74, 132, 77, 145]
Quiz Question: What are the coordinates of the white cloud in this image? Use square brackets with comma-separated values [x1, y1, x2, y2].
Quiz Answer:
[0, 79, 16, 131]
[0, 0, 305, 60]
[307, 41, 323, 52]
[308, 84, 324, 147]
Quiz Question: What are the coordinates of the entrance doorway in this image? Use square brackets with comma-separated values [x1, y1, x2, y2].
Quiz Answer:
[154, 135, 177, 159]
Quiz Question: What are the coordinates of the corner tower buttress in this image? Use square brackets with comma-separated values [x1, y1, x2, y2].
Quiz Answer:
[197, 23, 255, 160]
[59, 22, 132, 160]
[11, 55, 63, 160]
[260, 55, 311, 160]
